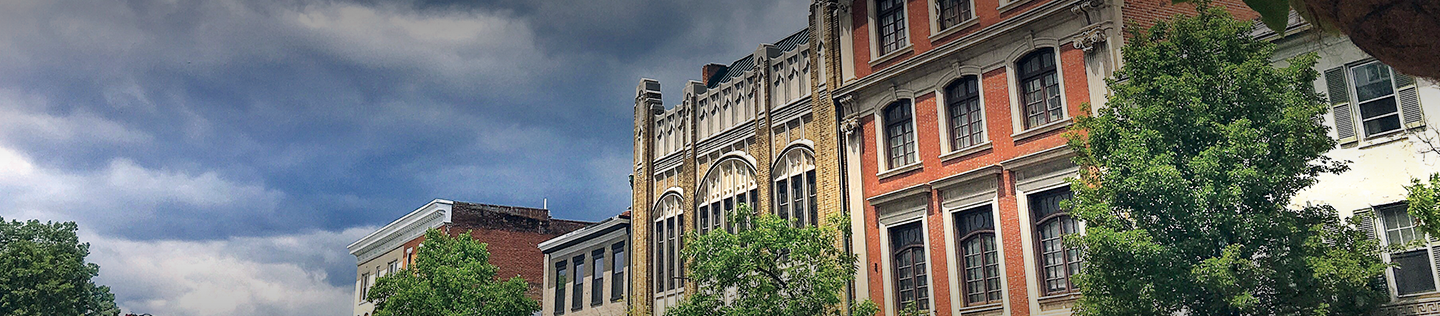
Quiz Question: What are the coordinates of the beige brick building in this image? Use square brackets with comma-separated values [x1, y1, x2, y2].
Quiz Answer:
[628, 8, 852, 312]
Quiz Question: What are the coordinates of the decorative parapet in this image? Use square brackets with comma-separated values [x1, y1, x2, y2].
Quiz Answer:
[1379, 296, 1440, 316]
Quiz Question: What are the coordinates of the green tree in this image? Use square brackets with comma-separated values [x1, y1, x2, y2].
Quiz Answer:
[1067, 5, 1388, 315]
[366, 229, 538, 316]
[0, 217, 120, 316]
[666, 205, 875, 316]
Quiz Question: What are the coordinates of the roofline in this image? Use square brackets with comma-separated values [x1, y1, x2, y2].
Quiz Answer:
[538, 213, 631, 252]
[347, 199, 454, 255]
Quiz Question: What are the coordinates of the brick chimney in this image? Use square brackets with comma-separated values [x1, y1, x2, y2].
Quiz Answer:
[702, 63, 728, 86]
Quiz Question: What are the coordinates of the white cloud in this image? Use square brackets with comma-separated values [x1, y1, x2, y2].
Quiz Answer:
[87, 227, 374, 316]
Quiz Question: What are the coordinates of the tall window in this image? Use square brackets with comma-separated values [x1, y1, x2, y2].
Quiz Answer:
[1379, 203, 1437, 295]
[653, 194, 684, 297]
[359, 272, 370, 303]
[591, 249, 604, 305]
[774, 148, 818, 226]
[554, 261, 567, 315]
[698, 159, 758, 234]
[877, 0, 907, 55]
[572, 255, 585, 310]
[891, 222, 929, 311]
[884, 101, 917, 169]
[946, 77, 984, 150]
[956, 206, 1000, 306]
[937, 0, 973, 30]
[1032, 187, 1080, 295]
[1018, 49, 1063, 129]
[611, 242, 626, 301]
[1353, 62, 1402, 136]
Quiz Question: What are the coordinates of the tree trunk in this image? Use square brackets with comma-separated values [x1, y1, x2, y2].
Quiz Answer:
[1302, 0, 1440, 79]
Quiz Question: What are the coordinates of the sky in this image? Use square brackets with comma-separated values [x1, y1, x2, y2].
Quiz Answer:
[0, 0, 809, 315]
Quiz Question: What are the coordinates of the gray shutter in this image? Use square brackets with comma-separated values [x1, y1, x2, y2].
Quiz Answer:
[1325, 67, 1358, 144]
[1357, 209, 1378, 241]
[1395, 71, 1425, 128]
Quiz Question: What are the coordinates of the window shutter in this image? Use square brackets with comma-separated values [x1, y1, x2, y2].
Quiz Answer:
[1325, 67, 1358, 144]
[1356, 209, 1377, 241]
[1395, 71, 1425, 128]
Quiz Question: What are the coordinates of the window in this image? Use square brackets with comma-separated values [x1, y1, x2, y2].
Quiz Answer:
[937, 0, 973, 30]
[877, 0, 907, 55]
[667, 218, 677, 291]
[946, 77, 984, 150]
[1018, 49, 1063, 129]
[774, 148, 819, 226]
[1031, 187, 1080, 295]
[955, 206, 1000, 306]
[698, 158, 758, 234]
[654, 221, 664, 294]
[554, 261, 567, 315]
[1379, 203, 1437, 295]
[573, 255, 585, 310]
[884, 101, 917, 169]
[653, 194, 684, 297]
[592, 249, 605, 305]
[1353, 62, 1402, 136]
[611, 243, 626, 301]
[387, 260, 398, 275]
[890, 222, 929, 311]
[359, 272, 370, 303]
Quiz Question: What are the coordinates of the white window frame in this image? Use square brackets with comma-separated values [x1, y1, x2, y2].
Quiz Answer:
[935, 74, 991, 159]
[876, 196, 936, 316]
[874, 99, 922, 177]
[929, 0, 979, 40]
[869, 0, 914, 65]
[1007, 46, 1072, 140]
[1374, 203, 1440, 299]
[1345, 60, 1409, 141]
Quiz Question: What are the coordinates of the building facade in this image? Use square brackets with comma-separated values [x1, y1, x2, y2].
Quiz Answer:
[629, 21, 851, 314]
[821, 0, 1258, 315]
[347, 199, 591, 316]
[1261, 14, 1440, 316]
[539, 213, 632, 316]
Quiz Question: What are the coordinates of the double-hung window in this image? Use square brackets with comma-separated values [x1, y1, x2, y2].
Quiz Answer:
[1018, 49, 1063, 129]
[572, 255, 585, 311]
[877, 0, 907, 55]
[946, 77, 984, 150]
[1378, 203, 1437, 296]
[1032, 187, 1080, 295]
[611, 243, 626, 302]
[359, 273, 370, 303]
[884, 101, 917, 169]
[1325, 60, 1425, 145]
[554, 261, 567, 315]
[891, 222, 929, 311]
[956, 206, 1001, 306]
[591, 249, 604, 305]
[937, 0, 973, 30]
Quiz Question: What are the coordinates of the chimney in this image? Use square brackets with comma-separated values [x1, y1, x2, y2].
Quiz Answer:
[702, 63, 728, 86]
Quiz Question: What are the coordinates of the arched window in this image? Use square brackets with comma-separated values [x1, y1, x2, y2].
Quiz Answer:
[945, 76, 984, 150]
[1017, 48, 1062, 129]
[697, 157, 758, 234]
[772, 147, 817, 226]
[954, 205, 1000, 306]
[883, 100, 917, 168]
[652, 193, 684, 296]
[1031, 187, 1079, 295]
[890, 222, 928, 311]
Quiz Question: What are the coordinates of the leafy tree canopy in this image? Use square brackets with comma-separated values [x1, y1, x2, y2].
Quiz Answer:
[0, 217, 120, 316]
[666, 205, 875, 316]
[366, 229, 538, 316]
[1068, 5, 1387, 315]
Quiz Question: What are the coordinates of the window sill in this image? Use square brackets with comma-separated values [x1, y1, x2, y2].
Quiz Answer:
[1357, 128, 1413, 149]
[957, 302, 1004, 314]
[997, 0, 1036, 13]
[929, 18, 979, 42]
[877, 162, 923, 179]
[1012, 118, 1073, 142]
[1037, 292, 1080, 304]
[869, 45, 914, 67]
[940, 142, 993, 162]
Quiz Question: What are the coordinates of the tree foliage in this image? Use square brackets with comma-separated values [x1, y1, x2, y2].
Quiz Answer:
[1067, 5, 1388, 315]
[666, 205, 874, 316]
[0, 217, 120, 316]
[1406, 174, 1440, 237]
[366, 229, 538, 316]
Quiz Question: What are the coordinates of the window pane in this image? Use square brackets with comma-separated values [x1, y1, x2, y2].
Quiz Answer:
[1352, 63, 1395, 102]
[1392, 249, 1437, 295]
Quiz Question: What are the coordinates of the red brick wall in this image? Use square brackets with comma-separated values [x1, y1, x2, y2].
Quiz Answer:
[849, 0, 1065, 78]
[1121, 0, 1259, 35]
[858, 44, 1087, 316]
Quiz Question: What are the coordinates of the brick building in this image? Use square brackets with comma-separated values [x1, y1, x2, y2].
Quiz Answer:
[347, 199, 591, 316]
[628, 24, 850, 315]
